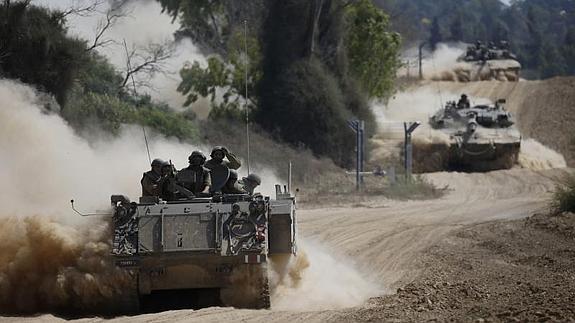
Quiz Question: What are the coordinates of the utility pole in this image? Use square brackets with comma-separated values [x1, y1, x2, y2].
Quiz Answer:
[348, 119, 365, 190]
[418, 42, 426, 80]
[404, 121, 421, 180]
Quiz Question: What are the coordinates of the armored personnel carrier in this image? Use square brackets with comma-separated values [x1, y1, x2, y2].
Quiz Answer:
[427, 99, 521, 171]
[455, 41, 521, 82]
[109, 164, 296, 311]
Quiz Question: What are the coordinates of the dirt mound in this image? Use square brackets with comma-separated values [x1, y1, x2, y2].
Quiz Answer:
[346, 212, 575, 322]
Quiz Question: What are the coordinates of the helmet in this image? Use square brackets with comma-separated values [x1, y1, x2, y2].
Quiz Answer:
[151, 158, 166, 167]
[210, 146, 224, 158]
[461, 94, 468, 99]
[188, 150, 206, 163]
[243, 173, 261, 185]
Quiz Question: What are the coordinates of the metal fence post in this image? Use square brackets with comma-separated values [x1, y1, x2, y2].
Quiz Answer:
[404, 121, 421, 181]
[348, 119, 365, 191]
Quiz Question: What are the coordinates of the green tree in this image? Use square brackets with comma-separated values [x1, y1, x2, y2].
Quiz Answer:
[562, 28, 575, 74]
[346, 0, 401, 99]
[449, 14, 464, 41]
[0, 2, 87, 106]
[177, 30, 262, 119]
[429, 16, 442, 51]
[258, 59, 355, 165]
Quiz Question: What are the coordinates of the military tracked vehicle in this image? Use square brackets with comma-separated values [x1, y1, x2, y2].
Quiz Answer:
[109, 164, 296, 311]
[426, 99, 521, 171]
[455, 41, 521, 82]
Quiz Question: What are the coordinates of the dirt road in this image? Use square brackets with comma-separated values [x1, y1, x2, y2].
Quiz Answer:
[3, 167, 567, 323]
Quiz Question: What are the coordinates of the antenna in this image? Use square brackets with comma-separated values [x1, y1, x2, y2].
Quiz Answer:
[70, 200, 110, 217]
[244, 20, 251, 175]
[123, 38, 151, 165]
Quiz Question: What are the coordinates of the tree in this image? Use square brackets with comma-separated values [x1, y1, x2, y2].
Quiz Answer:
[159, 0, 399, 166]
[120, 40, 175, 93]
[562, 27, 575, 74]
[156, 0, 267, 56]
[177, 29, 262, 118]
[429, 16, 442, 51]
[449, 14, 464, 41]
[346, 0, 401, 99]
[0, 1, 87, 106]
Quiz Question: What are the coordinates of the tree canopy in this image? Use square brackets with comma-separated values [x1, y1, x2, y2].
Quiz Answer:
[375, 0, 575, 79]
[158, 0, 401, 166]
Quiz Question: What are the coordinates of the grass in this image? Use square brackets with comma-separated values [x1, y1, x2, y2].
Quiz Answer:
[551, 174, 575, 214]
[297, 173, 447, 207]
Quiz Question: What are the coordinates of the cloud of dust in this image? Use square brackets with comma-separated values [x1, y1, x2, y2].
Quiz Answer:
[518, 139, 567, 170]
[270, 239, 380, 311]
[36, 0, 207, 111]
[0, 79, 286, 314]
[0, 217, 134, 314]
[399, 43, 467, 81]
[370, 86, 489, 164]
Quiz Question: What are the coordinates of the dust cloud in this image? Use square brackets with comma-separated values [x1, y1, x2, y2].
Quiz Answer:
[0, 79, 315, 315]
[270, 239, 380, 311]
[400, 43, 467, 81]
[518, 139, 567, 170]
[0, 217, 134, 314]
[369, 85, 472, 165]
[0, 79, 210, 314]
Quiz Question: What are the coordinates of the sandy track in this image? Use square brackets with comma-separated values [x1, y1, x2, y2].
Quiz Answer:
[3, 167, 567, 323]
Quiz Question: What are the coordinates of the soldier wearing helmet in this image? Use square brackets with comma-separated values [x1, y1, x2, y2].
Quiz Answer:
[240, 173, 262, 195]
[176, 151, 211, 196]
[457, 94, 470, 109]
[222, 169, 246, 194]
[141, 158, 167, 197]
[205, 146, 241, 171]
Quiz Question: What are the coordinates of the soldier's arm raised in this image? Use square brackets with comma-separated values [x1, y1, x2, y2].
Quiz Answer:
[225, 150, 242, 170]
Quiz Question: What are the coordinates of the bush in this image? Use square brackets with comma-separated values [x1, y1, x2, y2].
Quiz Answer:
[257, 58, 355, 166]
[63, 90, 198, 140]
[551, 174, 575, 213]
[0, 4, 88, 105]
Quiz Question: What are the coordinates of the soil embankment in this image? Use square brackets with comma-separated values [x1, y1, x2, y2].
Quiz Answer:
[347, 211, 575, 322]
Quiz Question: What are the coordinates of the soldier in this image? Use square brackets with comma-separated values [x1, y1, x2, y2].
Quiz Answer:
[240, 173, 262, 195]
[205, 146, 241, 170]
[457, 94, 471, 109]
[159, 161, 196, 201]
[176, 151, 211, 196]
[141, 158, 167, 197]
[222, 170, 247, 194]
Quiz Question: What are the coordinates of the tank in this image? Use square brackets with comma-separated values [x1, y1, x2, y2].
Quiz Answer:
[455, 41, 521, 82]
[109, 166, 296, 312]
[423, 98, 521, 172]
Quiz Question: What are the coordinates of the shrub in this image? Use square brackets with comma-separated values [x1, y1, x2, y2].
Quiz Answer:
[551, 174, 575, 213]
[257, 58, 355, 166]
[63, 90, 198, 140]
